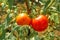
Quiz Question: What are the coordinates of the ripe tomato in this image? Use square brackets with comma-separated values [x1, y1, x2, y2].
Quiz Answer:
[31, 15, 48, 32]
[16, 13, 31, 25]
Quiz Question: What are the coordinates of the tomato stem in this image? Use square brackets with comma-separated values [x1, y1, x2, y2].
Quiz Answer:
[25, 0, 31, 14]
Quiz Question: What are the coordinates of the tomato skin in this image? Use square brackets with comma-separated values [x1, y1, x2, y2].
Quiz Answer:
[16, 13, 31, 25]
[31, 15, 48, 32]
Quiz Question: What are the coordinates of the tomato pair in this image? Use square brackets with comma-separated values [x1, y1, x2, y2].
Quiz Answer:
[16, 13, 48, 32]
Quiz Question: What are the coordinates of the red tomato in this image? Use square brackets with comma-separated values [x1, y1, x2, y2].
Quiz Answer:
[31, 15, 48, 32]
[16, 13, 31, 25]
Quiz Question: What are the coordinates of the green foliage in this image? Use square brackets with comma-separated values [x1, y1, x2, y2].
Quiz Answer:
[7, 0, 14, 9]
[0, 23, 6, 40]
[0, 0, 60, 40]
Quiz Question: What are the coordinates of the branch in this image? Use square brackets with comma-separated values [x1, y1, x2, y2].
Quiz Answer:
[25, 0, 31, 14]
[46, 0, 55, 9]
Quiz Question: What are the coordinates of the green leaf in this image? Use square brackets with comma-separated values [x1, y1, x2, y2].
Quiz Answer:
[43, 0, 51, 13]
[7, 0, 14, 9]
[43, 0, 55, 14]
[34, 36, 41, 40]
[50, 32, 55, 40]
[55, 25, 60, 31]
[55, 0, 60, 12]
[44, 0, 51, 8]
[50, 12, 59, 24]
[57, 4, 60, 12]
[18, 26, 29, 38]
[0, 24, 6, 40]
[28, 27, 38, 38]
[6, 13, 12, 25]
[54, 14, 59, 24]
[50, 12, 55, 21]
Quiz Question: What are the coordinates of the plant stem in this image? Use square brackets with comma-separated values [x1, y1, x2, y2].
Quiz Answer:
[47, 0, 55, 9]
[25, 0, 31, 14]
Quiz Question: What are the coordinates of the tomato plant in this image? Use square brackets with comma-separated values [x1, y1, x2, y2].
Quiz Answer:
[16, 13, 31, 25]
[31, 15, 48, 32]
[0, 0, 60, 40]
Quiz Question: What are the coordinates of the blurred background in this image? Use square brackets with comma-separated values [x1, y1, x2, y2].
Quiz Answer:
[0, 0, 60, 40]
